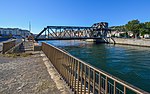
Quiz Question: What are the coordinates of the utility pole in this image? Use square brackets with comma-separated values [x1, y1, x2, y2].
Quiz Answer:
[28, 21, 34, 42]
[29, 21, 31, 33]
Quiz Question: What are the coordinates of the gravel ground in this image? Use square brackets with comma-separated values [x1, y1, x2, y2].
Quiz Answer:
[0, 51, 72, 94]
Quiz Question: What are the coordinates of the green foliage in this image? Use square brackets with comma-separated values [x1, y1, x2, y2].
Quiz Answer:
[125, 19, 142, 38]
[119, 32, 129, 38]
[140, 22, 150, 35]
[118, 20, 150, 38]
[125, 19, 141, 33]
[141, 31, 149, 36]
[125, 20, 150, 36]
[110, 19, 150, 38]
[145, 22, 150, 29]
[120, 33, 126, 37]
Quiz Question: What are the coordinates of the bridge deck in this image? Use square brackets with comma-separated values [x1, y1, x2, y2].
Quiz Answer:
[35, 37, 103, 41]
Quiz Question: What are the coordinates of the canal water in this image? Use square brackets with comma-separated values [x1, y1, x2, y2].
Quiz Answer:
[43, 40, 150, 92]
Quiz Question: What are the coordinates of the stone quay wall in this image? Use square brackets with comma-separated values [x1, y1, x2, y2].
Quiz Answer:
[109, 38, 150, 47]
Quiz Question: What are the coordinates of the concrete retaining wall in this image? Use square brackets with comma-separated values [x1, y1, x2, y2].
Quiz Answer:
[109, 38, 150, 47]
[85, 39, 107, 43]
[2, 40, 16, 54]
[10, 42, 23, 53]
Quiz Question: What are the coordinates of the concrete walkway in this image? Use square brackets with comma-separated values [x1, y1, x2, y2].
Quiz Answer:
[0, 51, 72, 94]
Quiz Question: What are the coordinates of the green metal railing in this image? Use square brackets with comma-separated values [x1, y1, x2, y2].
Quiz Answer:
[42, 42, 148, 94]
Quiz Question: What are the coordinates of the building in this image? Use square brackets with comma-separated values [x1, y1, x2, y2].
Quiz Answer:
[0, 28, 30, 37]
[111, 30, 134, 38]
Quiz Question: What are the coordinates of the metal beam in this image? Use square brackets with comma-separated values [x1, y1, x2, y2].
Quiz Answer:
[35, 37, 102, 41]
[35, 22, 111, 41]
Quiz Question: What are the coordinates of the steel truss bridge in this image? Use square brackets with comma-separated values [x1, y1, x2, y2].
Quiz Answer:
[35, 22, 111, 41]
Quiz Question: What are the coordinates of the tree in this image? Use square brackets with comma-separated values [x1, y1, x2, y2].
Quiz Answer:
[139, 28, 148, 36]
[139, 22, 150, 36]
[145, 22, 150, 29]
[145, 22, 150, 33]
[125, 19, 141, 38]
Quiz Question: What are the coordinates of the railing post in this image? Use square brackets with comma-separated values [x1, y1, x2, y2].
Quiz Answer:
[77, 61, 80, 94]
[70, 58, 73, 89]
[47, 45, 50, 59]
[58, 52, 61, 74]
[71, 59, 75, 90]
[66, 55, 69, 84]
[51, 47, 54, 63]
[105, 77, 108, 94]
[67, 55, 70, 86]
[74, 60, 77, 93]
[55, 50, 58, 71]
[56, 50, 58, 71]
[61, 53, 64, 78]
[84, 65, 87, 94]
[124, 86, 126, 94]
[54, 49, 56, 67]
[88, 67, 91, 94]
[93, 70, 95, 94]
[64, 54, 67, 82]
[69, 56, 72, 87]
[80, 63, 83, 94]
[59, 51, 61, 73]
[52, 46, 54, 63]
[114, 81, 116, 94]
[69, 57, 72, 88]
[98, 73, 101, 94]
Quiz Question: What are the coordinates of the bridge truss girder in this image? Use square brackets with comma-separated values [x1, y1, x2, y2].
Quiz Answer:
[35, 22, 111, 41]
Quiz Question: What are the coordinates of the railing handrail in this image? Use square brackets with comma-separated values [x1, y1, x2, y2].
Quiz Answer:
[42, 42, 149, 94]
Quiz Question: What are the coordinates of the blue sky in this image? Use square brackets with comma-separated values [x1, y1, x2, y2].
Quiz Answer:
[0, 0, 150, 34]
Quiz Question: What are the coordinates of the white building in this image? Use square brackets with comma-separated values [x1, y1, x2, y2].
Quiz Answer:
[0, 28, 30, 37]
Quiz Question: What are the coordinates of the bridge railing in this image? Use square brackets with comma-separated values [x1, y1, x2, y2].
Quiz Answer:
[42, 42, 148, 94]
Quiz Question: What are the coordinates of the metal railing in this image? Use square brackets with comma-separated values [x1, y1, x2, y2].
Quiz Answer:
[42, 42, 148, 94]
